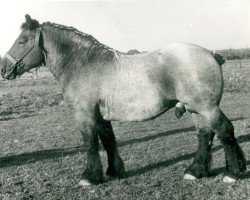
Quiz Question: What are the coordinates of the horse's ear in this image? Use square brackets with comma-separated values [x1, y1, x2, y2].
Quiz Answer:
[25, 14, 32, 24]
[21, 14, 39, 30]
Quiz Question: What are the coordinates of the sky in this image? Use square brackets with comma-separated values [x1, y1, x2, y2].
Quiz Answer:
[0, 0, 249, 56]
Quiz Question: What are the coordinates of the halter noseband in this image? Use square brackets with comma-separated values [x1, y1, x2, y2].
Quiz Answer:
[4, 28, 42, 72]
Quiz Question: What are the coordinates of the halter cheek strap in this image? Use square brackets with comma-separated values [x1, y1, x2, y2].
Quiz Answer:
[34, 27, 41, 49]
[4, 28, 42, 66]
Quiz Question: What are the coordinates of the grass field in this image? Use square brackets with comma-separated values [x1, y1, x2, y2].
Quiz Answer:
[0, 60, 249, 199]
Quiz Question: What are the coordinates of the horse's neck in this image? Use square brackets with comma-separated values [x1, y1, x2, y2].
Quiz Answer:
[42, 25, 94, 81]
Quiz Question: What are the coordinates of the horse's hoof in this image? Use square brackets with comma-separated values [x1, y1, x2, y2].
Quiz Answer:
[79, 179, 91, 187]
[183, 173, 197, 180]
[222, 176, 236, 183]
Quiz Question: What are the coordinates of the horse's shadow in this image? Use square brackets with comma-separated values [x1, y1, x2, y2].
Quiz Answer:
[0, 146, 85, 168]
[0, 110, 37, 121]
[0, 116, 249, 179]
[119, 126, 196, 147]
[210, 161, 250, 180]
[0, 124, 195, 168]
[125, 133, 250, 179]
[119, 116, 246, 147]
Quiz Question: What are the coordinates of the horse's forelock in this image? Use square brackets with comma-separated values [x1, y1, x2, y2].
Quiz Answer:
[21, 19, 40, 31]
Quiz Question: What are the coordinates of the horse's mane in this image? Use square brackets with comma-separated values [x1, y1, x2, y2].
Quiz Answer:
[31, 21, 128, 83]
[21, 18, 128, 83]
[43, 22, 125, 64]
[45, 22, 100, 44]
[21, 18, 126, 63]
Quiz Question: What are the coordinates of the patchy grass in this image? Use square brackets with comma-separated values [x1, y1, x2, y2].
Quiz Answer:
[0, 62, 249, 199]
[223, 60, 249, 93]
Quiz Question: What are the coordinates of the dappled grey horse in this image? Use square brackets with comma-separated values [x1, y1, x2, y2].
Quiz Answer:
[1, 15, 246, 185]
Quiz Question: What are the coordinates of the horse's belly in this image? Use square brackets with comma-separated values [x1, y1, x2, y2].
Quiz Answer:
[100, 101, 166, 122]
[99, 61, 177, 121]
[100, 88, 171, 122]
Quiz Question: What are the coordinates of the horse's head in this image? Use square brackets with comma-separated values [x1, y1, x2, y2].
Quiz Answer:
[1, 14, 45, 79]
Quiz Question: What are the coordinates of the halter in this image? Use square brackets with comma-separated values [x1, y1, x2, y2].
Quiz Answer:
[4, 28, 42, 74]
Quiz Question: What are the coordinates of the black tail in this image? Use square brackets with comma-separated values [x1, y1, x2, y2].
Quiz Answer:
[213, 52, 225, 65]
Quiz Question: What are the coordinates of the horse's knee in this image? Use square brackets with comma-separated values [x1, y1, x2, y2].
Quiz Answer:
[75, 108, 99, 147]
[98, 121, 116, 150]
[79, 126, 99, 149]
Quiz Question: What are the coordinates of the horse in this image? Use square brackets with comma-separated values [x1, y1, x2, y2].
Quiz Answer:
[1, 14, 246, 185]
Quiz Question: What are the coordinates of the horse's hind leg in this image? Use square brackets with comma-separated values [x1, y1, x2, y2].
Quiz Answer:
[201, 107, 246, 182]
[184, 113, 215, 180]
[98, 119, 125, 178]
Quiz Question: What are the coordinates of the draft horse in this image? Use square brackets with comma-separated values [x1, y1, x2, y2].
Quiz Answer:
[1, 15, 246, 185]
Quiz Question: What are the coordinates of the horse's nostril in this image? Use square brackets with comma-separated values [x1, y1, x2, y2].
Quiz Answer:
[1, 67, 5, 78]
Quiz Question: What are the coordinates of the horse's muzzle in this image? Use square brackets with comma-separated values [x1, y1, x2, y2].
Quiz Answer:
[1, 59, 17, 80]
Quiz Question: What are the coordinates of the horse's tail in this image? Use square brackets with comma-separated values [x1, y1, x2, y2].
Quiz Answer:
[211, 51, 225, 65]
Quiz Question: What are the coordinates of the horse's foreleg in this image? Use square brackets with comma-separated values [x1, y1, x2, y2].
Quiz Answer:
[98, 119, 125, 178]
[184, 113, 215, 180]
[76, 108, 103, 185]
[201, 107, 246, 183]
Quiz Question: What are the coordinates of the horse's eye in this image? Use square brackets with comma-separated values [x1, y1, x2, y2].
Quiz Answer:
[19, 37, 28, 45]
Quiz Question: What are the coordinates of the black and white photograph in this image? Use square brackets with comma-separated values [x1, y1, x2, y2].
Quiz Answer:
[0, 0, 249, 199]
